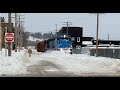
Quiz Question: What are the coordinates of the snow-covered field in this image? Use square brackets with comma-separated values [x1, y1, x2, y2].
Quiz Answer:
[0, 49, 28, 75]
[28, 36, 43, 42]
[28, 50, 120, 75]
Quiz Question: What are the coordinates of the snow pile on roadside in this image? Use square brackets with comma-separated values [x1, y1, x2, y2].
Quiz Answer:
[35, 51, 120, 74]
[0, 49, 28, 75]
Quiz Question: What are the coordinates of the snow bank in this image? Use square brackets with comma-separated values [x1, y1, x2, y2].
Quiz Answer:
[0, 49, 28, 75]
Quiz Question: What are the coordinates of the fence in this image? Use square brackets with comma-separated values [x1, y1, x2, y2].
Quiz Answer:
[81, 47, 120, 59]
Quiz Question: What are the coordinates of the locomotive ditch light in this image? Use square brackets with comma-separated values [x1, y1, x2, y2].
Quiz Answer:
[64, 35, 66, 38]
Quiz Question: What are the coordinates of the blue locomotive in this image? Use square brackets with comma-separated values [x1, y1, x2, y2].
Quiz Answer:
[47, 34, 73, 54]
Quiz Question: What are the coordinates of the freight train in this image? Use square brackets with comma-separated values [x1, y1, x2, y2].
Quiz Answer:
[37, 34, 73, 53]
[37, 27, 83, 53]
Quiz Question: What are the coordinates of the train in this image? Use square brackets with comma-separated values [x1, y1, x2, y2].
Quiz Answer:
[37, 27, 83, 53]
[37, 34, 73, 53]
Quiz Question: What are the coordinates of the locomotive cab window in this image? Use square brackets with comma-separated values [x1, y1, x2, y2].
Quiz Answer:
[77, 37, 80, 42]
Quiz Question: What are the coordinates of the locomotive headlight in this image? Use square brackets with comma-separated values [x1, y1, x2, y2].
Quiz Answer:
[64, 35, 66, 38]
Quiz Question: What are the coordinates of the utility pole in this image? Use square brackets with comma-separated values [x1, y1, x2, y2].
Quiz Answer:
[0, 20, 1, 65]
[15, 13, 18, 52]
[55, 24, 57, 37]
[18, 13, 20, 52]
[51, 32, 53, 49]
[108, 33, 109, 40]
[67, 22, 68, 36]
[20, 20, 24, 48]
[0, 21, 2, 51]
[18, 13, 24, 51]
[96, 13, 99, 57]
[90, 13, 105, 57]
[5, 27, 7, 56]
[8, 13, 12, 56]
[50, 32, 52, 39]
[63, 22, 72, 36]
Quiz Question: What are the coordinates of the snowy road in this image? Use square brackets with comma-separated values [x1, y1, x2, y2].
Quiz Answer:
[17, 50, 120, 77]
[1, 49, 120, 77]
[25, 49, 120, 77]
[25, 50, 75, 77]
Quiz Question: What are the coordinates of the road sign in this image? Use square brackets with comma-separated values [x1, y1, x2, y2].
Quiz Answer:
[5, 33, 14, 42]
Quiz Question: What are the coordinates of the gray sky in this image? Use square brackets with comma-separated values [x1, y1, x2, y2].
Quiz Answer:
[1, 13, 120, 40]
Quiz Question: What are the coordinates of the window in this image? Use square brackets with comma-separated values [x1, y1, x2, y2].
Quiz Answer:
[77, 37, 80, 42]
[76, 45, 81, 49]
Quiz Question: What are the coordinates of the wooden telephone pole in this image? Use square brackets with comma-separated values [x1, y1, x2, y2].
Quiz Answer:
[55, 24, 57, 37]
[20, 20, 24, 48]
[17, 13, 24, 51]
[18, 14, 20, 51]
[96, 13, 99, 57]
[15, 13, 18, 52]
[0, 21, 2, 51]
[8, 13, 12, 56]
[108, 33, 109, 40]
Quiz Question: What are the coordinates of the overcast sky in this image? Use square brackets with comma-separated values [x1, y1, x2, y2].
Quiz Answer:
[1, 13, 120, 40]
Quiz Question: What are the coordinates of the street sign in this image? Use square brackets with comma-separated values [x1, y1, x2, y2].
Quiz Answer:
[5, 33, 14, 42]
